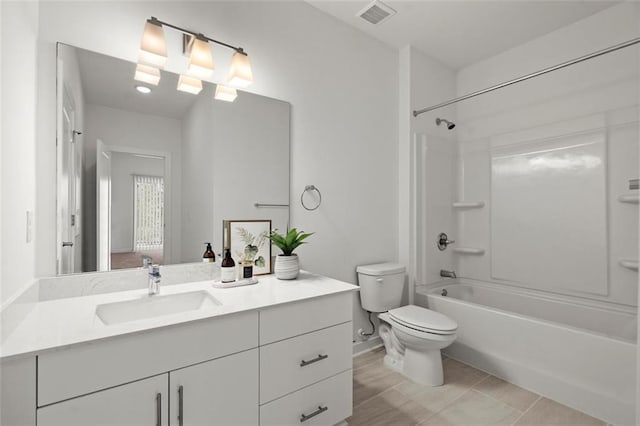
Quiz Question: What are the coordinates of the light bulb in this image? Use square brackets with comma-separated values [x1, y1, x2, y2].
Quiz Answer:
[187, 37, 215, 79]
[214, 84, 238, 102]
[227, 51, 253, 88]
[139, 19, 167, 68]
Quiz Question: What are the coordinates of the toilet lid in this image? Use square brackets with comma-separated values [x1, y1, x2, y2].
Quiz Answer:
[388, 305, 458, 334]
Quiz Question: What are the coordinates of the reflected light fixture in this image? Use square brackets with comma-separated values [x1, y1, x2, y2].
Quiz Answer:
[187, 36, 215, 79]
[214, 84, 238, 102]
[177, 75, 203, 95]
[136, 16, 253, 101]
[134, 64, 161, 86]
[135, 85, 152, 94]
[227, 51, 253, 88]
[139, 18, 168, 68]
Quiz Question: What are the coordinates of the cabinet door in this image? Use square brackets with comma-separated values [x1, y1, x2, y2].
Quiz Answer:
[169, 348, 258, 426]
[38, 374, 168, 426]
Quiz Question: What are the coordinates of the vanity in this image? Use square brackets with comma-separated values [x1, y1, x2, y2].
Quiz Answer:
[1, 272, 357, 426]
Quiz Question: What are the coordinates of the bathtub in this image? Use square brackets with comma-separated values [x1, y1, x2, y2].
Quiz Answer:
[415, 280, 637, 426]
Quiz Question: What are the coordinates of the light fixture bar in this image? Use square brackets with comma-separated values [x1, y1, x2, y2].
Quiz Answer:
[149, 16, 248, 56]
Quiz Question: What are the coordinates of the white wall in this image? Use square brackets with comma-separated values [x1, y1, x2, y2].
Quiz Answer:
[454, 2, 639, 306]
[110, 152, 164, 252]
[1, 1, 39, 306]
[33, 1, 398, 341]
[84, 104, 182, 269]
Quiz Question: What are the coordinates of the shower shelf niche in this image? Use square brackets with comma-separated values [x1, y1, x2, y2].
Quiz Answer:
[618, 259, 638, 271]
[452, 201, 485, 209]
[452, 247, 485, 255]
[617, 194, 639, 204]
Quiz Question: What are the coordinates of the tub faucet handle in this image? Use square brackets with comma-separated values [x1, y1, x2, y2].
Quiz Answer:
[437, 233, 455, 251]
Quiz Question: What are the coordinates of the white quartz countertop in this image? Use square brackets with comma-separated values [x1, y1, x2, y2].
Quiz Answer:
[0, 272, 357, 360]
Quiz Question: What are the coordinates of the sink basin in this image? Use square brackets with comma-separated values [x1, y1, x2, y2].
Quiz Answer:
[96, 290, 222, 325]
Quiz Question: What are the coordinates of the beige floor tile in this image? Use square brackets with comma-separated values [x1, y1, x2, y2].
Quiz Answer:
[348, 388, 436, 426]
[353, 358, 406, 406]
[420, 390, 521, 426]
[514, 397, 605, 425]
[395, 359, 488, 413]
[354, 345, 386, 370]
[473, 375, 539, 412]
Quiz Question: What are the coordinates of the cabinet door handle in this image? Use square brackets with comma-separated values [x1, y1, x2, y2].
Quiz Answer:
[178, 385, 184, 426]
[300, 405, 328, 423]
[300, 354, 328, 367]
[156, 393, 162, 426]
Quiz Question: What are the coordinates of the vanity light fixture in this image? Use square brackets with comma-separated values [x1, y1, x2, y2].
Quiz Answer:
[177, 75, 203, 95]
[139, 19, 168, 68]
[136, 17, 253, 100]
[214, 84, 238, 102]
[227, 51, 253, 88]
[134, 64, 161, 86]
[135, 85, 152, 94]
[187, 36, 215, 79]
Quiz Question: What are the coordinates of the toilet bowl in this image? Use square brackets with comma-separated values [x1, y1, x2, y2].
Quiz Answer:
[356, 263, 458, 386]
[379, 306, 457, 386]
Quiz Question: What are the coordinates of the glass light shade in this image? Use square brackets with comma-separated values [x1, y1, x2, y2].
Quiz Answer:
[214, 84, 238, 102]
[134, 64, 161, 86]
[177, 75, 203, 95]
[227, 51, 253, 88]
[139, 20, 167, 68]
[187, 37, 215, 79]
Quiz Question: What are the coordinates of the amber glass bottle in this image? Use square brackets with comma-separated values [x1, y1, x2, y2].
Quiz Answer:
[202, 242, 216, 263]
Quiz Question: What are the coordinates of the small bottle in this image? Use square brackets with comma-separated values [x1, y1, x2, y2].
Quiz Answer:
[203, 242, 216, 263]
[241, 260, 254, 280]
[220, 249, 236, 283]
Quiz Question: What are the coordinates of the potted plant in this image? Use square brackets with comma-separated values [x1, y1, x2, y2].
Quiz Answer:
[268, 228, 313, 279]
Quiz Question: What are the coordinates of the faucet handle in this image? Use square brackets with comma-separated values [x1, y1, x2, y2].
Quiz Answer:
[437, 233, 455, 251]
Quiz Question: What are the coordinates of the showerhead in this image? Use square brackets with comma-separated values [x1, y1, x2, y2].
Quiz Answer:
[435, 117, 455, 130]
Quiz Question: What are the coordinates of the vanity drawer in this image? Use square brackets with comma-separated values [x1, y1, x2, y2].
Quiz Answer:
[260, 321, 352, 404]
[38, 311, 258, 406]
[260, 370, 352, 426]
[259, 292, 352, 345]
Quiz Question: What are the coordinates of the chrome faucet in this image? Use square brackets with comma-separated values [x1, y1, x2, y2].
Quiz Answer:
[148, 264, 161, 295]
[440, 269, 456, 279]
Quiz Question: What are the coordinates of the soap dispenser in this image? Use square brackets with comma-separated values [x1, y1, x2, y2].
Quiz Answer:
[203, 242, 216, 263]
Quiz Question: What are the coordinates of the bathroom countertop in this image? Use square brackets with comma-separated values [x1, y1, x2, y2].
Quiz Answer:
[0, 271, 357, 361]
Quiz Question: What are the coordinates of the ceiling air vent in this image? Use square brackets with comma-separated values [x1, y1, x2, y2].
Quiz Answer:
[356, 0, 396, 25]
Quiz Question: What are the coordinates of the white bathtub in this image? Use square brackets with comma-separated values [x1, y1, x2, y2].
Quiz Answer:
[415, 280, 637, 425]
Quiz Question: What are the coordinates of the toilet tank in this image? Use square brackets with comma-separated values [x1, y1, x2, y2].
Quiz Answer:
[356, 263, 406, 313]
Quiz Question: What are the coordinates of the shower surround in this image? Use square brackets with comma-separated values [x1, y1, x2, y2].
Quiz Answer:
[411, 3, 639, 424]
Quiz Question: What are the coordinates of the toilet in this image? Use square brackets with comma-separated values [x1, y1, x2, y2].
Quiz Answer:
[357, 262, 457, 386]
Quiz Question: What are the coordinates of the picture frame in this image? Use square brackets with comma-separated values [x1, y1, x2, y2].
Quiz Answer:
[223, 220, 272, 275]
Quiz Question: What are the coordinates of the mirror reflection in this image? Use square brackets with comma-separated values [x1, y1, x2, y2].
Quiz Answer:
[56, 44, 290, 275]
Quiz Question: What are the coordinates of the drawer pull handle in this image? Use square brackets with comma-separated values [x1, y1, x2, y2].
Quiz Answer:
[178, 385, 184, 426]
[156, 393, 162, 426]
[300, 405, 328, 423]
[300, 354, 328, 367]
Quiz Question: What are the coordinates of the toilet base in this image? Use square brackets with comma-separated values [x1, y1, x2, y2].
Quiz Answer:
[383, 353, 403, 373]
[403, 347, 444, 386]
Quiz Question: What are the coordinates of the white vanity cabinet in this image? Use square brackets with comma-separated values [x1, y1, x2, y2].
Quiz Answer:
[2, 280, 356, 426]
[38, 375, 168, 426]
[259, 292, 353, 425]
[169, 348, 259, 426]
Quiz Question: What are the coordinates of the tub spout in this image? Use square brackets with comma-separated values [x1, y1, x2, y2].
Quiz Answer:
[440, 269, 456, 279]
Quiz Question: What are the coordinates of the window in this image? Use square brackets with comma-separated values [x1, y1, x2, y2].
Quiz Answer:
[133, 175, 164, 251]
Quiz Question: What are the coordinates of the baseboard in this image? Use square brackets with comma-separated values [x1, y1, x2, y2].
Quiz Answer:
[352, 336, 382, 356]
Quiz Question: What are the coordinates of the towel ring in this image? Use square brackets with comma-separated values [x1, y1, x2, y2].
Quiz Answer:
[301, 185, 322, 211]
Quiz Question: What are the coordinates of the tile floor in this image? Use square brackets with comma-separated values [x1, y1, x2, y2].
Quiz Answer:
[347, 347, 605, 426]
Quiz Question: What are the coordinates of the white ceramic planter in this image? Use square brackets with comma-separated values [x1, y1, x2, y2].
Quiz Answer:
[274, 254, 299, 280]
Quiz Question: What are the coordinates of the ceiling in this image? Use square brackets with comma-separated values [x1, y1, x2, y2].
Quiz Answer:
[307, 0, 619, 69]
[76, 47, 199, 120]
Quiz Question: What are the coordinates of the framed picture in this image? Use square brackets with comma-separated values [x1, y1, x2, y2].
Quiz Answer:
[223, 220, 272, 275]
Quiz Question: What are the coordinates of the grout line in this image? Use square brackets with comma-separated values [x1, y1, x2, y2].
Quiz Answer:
[510, 395, 543, 425]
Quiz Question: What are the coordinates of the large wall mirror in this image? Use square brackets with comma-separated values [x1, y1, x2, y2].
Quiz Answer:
[56, 43, 290, 275]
